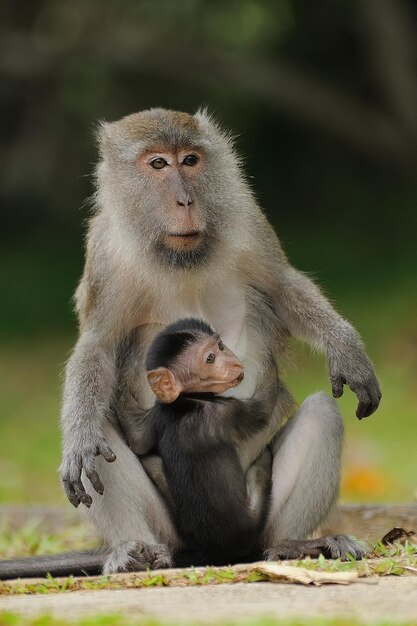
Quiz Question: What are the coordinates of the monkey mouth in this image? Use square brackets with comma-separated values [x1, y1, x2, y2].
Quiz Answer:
[164, 231, 202, 250]
[168, 231, 201, 239]
[231, 372, 244, 386]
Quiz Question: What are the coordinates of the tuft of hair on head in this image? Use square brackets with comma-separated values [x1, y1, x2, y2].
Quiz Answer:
[146, 318, 215, 372]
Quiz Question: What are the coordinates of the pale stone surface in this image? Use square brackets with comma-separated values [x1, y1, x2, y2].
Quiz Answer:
[1, 577, 417, 623]
[1, 505, 416, 623]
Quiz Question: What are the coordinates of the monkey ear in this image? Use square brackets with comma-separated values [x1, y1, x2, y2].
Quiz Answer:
[147, 368, 182, 403]
[95, 120, 139, 162]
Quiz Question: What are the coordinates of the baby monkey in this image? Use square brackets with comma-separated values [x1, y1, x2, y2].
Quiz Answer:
[126, 318, 276, 565]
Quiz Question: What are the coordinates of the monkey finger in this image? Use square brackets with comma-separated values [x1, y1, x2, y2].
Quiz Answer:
[364, 401, 380, 417]
[350, 384, 370, 419]
[360, 403, 376, 419]
[356, 396, 371, 419]
[367, 387, 382, 415]
[98, 442, 116, 463]
[358, 390, 381, 419]
[72, 480, 93, 508]
[85, 468, 104, 495]
[359, 393, 380, 418]
[331, 376, 345, 398]
[62, 479, 80, 508]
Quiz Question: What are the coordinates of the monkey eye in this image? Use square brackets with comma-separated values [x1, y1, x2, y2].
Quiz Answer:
[206, 353, 216, 364]
[150, 157, 167, 170]
[183, 154, 198, 166]
[218, 341, 225, 351]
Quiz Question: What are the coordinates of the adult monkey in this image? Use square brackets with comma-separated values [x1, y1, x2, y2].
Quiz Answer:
[59, 109, 380, 573]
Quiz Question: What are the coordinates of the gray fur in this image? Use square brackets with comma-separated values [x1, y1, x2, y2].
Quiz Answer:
[264, 392, 344, 544]
[103, 540, 173, 575]
[58, 109, 380, 571]
[264, 535, 365, 561]
[246, 448, 272, 523]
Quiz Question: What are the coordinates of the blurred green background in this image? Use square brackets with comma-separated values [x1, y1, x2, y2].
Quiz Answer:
[0, 0, 416, 506]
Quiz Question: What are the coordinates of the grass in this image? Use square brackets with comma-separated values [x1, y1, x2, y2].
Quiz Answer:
[0, 286, 415, 504]
[0, 522, 415, 625]
[1, 617, 417, 626]
[0, 519, 415, 595]
[0, 334, 72, 504]
[0, 539, 416, 596]
[0, 520, 94, 560]
[284, 286, 417, 502]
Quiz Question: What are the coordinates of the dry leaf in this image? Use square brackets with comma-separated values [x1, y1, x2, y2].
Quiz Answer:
[247, 562, 358, 586]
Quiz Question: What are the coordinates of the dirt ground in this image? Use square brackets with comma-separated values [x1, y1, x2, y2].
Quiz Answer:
[1, 506, 417, 623]
[1, 577, 417, 624]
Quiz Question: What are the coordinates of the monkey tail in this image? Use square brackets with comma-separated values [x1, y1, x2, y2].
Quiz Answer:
[0, 550, 105, 580]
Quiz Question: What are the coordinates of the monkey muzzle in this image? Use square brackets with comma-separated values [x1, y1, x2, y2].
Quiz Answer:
[165, 231, 202, 250]
[232, 372, 245, 386]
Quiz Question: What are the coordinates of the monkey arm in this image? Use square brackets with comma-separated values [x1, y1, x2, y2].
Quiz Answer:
[246, 447, 272, 520]
[60, 220, 149, 508]
[140, 455, 173, 508]
[60, 330, 117, 508]
[228, 363, 278, 420]
[273, 263, 381, 418]
[242, 217, 381, 419]
[197, 363, 280, 449]
[121, 408, 157, 456]
[217, 386, 277, 443]
[251, 362, 279, 412]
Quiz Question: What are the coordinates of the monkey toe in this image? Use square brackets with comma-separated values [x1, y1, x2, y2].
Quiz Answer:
[103, 541, 172, 574]
[150, 545, 174, 569]
[264, 535, 365, 562]
[264, 542, 314, 561]
[301, 534, 365, 560]
[319, 535, 366, 560]
[128, 542, 173, 571]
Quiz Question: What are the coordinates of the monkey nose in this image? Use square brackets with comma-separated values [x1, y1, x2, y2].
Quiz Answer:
[233, 363, 244, 378]
[177, 196, 193, 208]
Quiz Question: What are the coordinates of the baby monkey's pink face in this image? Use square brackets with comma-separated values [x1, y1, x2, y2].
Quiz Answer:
[183, 334, 244, 395]
[147, 333, 244, 403]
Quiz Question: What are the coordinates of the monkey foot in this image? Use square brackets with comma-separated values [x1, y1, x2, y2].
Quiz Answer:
[103, 541, 173, 574]
[264, 534, 366, 561]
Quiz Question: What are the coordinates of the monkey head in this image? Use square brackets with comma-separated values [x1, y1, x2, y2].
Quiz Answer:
[146, 318, 244, 403]
[95, 108, 248, 269]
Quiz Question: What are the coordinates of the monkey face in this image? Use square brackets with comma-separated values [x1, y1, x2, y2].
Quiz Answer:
[96, 109, 246, 270]
[136, 147, 211, 267]
[185, 335, 245, 395]
[147, 333, 244, 403]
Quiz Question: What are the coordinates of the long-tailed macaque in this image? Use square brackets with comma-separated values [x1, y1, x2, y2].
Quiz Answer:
[0, 109, 378, 578]
[128, 317, 273, 565]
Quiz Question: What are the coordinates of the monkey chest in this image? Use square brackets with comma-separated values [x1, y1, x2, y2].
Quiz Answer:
[127, 279, 265, 410]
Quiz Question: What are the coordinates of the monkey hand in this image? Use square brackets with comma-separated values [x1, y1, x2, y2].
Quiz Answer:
[329, 348, 381, 419]
[60, 436, 116, 508]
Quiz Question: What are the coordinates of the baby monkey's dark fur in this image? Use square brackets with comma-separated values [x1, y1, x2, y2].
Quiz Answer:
[0, 319, 274, 580]
[145, 318, 274, 565]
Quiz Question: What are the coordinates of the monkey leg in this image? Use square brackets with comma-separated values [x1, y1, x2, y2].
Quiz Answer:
[80, 422, 180, 573]
[102, 541, 174, 574]
[246, 447, 272, 521]
[262, 391, 364, 561]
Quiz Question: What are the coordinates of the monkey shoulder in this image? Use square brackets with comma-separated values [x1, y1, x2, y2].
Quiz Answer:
[75, 239, 151, 337]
